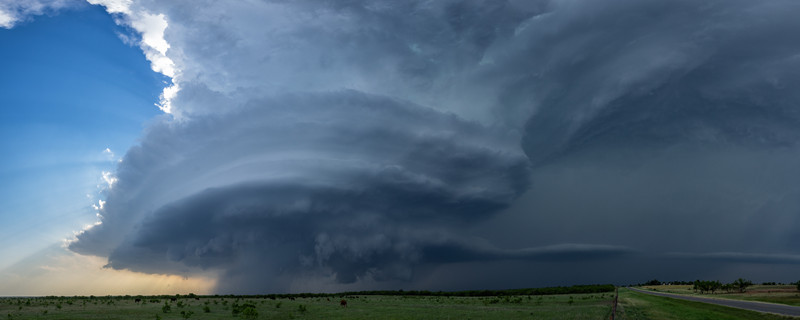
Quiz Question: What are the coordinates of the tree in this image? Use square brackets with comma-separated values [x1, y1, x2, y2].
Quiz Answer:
[711, 280, 722, 294]
[721, 283, 734, 293]
[733, 278, 753, 293]
[695, 280, 722, 294]
[644, 279, 661, 286]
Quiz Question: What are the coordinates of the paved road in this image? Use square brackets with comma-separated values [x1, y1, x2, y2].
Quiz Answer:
[626, 287, 800, 317]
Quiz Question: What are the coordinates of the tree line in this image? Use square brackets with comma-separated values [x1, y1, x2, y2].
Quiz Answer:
[691, 278, 754, 294]
[239, 284, 615, 299]
[13, 284, 618, 302]
[32, 284, 614, 301]
[639, 278, 771, 294]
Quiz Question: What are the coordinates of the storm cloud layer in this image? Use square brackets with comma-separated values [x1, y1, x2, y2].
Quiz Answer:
[66, 0, 800, 292]
[70, 92, 535, 290]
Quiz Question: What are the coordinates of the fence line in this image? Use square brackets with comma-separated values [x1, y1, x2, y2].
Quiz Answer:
[610, 287, 618, 320]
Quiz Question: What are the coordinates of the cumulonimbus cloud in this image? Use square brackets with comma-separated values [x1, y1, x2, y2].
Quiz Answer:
[69, 92, 533, 291]
[67, 0, 800, 291]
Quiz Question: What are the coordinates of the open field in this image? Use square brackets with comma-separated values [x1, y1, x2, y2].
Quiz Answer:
[640, 285, 800, 307]
[617, 288, 795, 319]
[1, 293, 614, 320]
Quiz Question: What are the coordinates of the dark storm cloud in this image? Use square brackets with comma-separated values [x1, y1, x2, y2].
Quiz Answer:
[513, 0, 800, 163]
[475, 0, 800, 284]
[669, 252, 800, 265]
[71, 0, 800, 291]
[70, 91, 533, 291]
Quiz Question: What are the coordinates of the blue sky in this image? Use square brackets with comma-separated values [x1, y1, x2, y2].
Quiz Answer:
[0, 3, 162, 271]
[4, 0, 800, 296]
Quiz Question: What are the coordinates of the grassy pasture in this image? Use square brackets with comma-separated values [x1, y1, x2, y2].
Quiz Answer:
[640, 285, 800, 307]
[1, 293, 613, 320]
[617, 288, 794, 320]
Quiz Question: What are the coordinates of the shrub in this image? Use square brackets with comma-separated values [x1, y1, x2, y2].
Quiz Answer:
[180, 310, 193, 319]
[298, 304, 307, 313]
[241, 307, 258, 320]
[232, 303, 257, 315]
[162, 302, 171, 313]
[203, 305, 211, 313]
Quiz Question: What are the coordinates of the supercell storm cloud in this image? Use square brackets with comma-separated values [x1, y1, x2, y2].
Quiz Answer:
[70, 92, 532, 291]
[62, 0, 800, 292]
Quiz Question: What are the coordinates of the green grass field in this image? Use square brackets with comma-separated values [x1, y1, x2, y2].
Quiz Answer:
[640, 285, 800, 307]
[617, 288, 794, 320]
[1, 293, 614, 320]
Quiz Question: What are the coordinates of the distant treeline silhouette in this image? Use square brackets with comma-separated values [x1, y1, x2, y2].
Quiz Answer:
[34, 284, 615, 300]
[256, 284, 615, 298]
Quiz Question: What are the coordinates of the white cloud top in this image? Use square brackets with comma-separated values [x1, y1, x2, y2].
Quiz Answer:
[85, 0, 130, 14]
[88, 0, 178, 113]
[0, 0, 75, 28]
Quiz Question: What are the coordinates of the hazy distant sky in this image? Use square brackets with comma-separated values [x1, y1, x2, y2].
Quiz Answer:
[2, 0, 800, 295]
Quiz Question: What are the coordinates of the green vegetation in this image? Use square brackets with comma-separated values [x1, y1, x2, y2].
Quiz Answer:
[617, 288, 793, 320]
[640, 284, 800, 307]
[0, 290, 614, 320]
[693, 280, 723, 294]
[732, 278, 754, 293]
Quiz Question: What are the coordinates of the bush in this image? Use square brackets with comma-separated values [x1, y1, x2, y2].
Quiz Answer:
[162, 302, 171, 313]
[241, 307, 258, 320]
[203, 305, 211, 313]
[180, 310, 193, 319]
[298, 304, 307, 313]
[232, 303, 257, 315]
